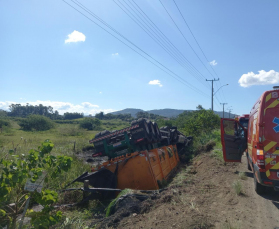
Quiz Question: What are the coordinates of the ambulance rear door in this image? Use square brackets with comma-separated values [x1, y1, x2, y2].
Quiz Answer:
[221, 118, 247, 162]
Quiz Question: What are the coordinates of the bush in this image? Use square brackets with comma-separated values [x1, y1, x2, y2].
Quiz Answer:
[232, 180, 242, 195]
[58, 125, 85, 136]
[64, 112, 83, 120]
[19, 115, 55, 131]
[239, 172, 247, 180]
[79, 118, 101, 130]
[0, 119, 11, 128]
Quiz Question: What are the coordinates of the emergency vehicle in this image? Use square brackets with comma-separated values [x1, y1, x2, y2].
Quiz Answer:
[221, 86, 279, 194]
[236, 114, 249, 129]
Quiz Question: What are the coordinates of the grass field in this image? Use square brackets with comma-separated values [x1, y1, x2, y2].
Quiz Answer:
[0, 117, 130, 197]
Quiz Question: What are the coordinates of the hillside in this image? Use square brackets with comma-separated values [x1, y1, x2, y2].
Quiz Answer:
[109, 108, 236, 118]
[109, 108, 144, 117]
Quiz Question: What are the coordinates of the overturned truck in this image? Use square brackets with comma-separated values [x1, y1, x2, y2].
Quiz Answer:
[69, 118, 192, 199]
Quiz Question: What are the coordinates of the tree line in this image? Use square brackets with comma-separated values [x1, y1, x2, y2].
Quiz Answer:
[5, 104, 165, 121]
[94, 111, 164, 121]
[7, 104, 83, 120]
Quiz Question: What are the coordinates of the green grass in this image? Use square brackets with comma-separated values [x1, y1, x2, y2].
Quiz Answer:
[57, 210, 93, 229]
[232, 180, 242, 196]
[105, 189, 134, 217]
[0, 118, 130, 209]
[239, 172, 247, 180]
[223, 220, 241, 229]
[101, 119, 130, 131]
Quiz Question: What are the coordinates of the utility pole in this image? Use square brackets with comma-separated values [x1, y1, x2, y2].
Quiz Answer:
[228, 108, 233, 118]
[220, 103, 228, 118]
[206, 78, 219, 111]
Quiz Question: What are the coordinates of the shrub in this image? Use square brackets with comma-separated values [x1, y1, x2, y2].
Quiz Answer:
[0, 140, 72, 228]
[0, 119, 11, 128]
[232, 180, 242, 195]
[64, 112, 83, 120]
[239, 172, 247, 180]
[58, 125, 85, 136]
[19, 115, 55, 131]
[79, 118, 101, 130]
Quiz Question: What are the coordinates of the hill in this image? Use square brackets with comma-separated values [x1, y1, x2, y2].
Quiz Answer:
[109, 108, 236, 118]
[109, 108, 144, 117]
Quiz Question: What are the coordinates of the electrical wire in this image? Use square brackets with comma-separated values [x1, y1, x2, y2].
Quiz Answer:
[172, 0, 227, 103]
[159, 0, 215, 79]
[113, 0, 210, 89]
[126, 0, 211, 88]
[63, 0, 210, 97]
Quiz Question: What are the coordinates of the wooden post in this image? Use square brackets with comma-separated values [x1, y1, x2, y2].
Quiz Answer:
[18, 196, 30, 229]
[83, 180, 89, 205]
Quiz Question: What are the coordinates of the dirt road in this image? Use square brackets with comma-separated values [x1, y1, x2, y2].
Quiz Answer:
[102, 153, 279, 229]
[237, 154, 279, 229]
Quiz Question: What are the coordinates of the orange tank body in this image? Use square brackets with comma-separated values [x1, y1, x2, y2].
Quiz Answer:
[93, 145, 180, 190]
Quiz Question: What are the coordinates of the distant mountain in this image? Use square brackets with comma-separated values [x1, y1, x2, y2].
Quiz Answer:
[146, 109, 189, 118]
[109, 108, 237, 119]
[215, 111, 236, 119]
[110, 108, 144, 117]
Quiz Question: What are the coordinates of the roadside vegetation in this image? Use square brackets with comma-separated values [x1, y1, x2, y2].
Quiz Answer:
[157, 105, 221, 162]
[0, 104, 224, 228]
[232, 180, 243, 196]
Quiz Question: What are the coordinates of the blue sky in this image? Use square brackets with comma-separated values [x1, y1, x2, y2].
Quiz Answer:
[1, 0, 279, 116]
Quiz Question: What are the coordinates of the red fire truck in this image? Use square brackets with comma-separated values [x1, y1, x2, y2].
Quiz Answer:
[221, 86, 279, 194]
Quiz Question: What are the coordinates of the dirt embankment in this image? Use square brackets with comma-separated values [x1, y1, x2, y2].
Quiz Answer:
[94, 153, 279, 229]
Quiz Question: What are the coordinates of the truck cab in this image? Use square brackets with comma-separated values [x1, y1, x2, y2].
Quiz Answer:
[221, 87, 279, 194]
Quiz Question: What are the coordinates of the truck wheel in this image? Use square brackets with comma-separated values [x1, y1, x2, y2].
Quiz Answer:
[254, 172, 265, 195]
[130, 118, 151, 143]
[247, 153, 252, 171]
[153, 122, 161, 141]
[147, 120, 156, 142]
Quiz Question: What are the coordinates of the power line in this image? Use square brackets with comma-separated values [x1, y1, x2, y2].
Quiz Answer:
[113, 0, 211, 89]
[159, 0, 215, 79]
[172, 0, 227, 103]
[172, 0, 217, 76]
[63, 0, 210, 97]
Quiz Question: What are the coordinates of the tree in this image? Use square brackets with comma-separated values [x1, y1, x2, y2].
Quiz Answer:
[8, 103, 62, 119]
[95, 112, 104, 120]
[64, 112, 84, 120]
[0, 119, 11, 129]
[0, 110, 7, 118]
[178, 109, 220, 137]
[19, 115, 55, 131]
[79, 118, 101, 130]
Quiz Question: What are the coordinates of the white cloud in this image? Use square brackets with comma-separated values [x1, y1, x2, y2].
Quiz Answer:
[238, 70, 279, 87]
[112, 53, 119, 56]
[0, 100, 114, 115]
[99, 92, 102, 94]
[209, 60, 217, 66]
[148, 80, 163, 87]
[65, 30, 86, 44]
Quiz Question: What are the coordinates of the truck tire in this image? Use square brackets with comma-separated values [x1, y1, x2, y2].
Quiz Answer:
[93, 130, 111, 154]
[170, 129, 178, 144]
[130, 118, 151, 143]
[247, 153, 252, 171]
[94, 130, 111, 139]
[152, 122, 161, 141]
[254, 172, 265, 195]
[147, 120, 156, 142]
